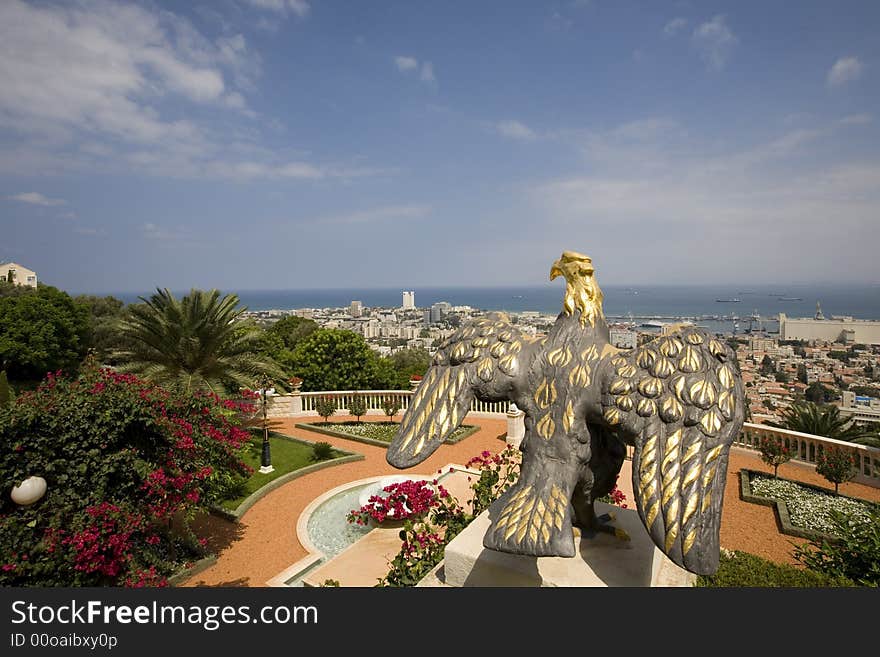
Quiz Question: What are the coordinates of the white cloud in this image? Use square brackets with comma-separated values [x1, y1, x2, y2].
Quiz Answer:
[0, 1, 380, 182]
[529, 119, 880, 283]
[663, 17, 688, 36]
[74, 226, 102, 236]
[420, 62, 435, 83]
[496, 120, 537, 141]
[395, 56, 418, 72]
[242, 0, 310, 17]
[827, 57, 863, 87]
[611, 118, 681, 141]
[692, 15, 737, 71]
[395, 56, 435, 84]
[7, 192, 66, 206]
[318, 205, 432, 225]
[838, 113, 872, 126]
[0, 0, 256, 143]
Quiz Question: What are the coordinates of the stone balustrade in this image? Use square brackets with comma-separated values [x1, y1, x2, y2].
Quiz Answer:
[735, 422, 880, 487]
[258, 391, 880, 488]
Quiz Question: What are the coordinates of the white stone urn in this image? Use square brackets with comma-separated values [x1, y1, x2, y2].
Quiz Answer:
[11, 476, 47, 506]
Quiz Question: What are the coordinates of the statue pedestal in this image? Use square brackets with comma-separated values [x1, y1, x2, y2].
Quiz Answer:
[434, 501, 696, 587]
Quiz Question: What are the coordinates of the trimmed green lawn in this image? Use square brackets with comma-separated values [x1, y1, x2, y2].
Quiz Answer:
[219, 436, 337, 511]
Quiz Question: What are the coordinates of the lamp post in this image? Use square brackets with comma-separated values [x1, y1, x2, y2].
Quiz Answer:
[257, 377, 274, 474]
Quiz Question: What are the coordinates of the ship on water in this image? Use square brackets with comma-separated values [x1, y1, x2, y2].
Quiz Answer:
[716, 298, 741, 302]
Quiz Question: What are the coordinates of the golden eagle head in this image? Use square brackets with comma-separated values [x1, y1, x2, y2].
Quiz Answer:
[550, 250, 605, 327]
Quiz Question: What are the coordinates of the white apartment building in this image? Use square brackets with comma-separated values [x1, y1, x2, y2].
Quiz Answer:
[402, 291, 415, 310]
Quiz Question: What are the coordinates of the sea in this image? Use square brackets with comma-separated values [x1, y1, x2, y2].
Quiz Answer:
[107, 283, 880, 337]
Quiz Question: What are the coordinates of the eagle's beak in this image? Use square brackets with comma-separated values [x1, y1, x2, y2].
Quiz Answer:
[549, 260, 563, 281]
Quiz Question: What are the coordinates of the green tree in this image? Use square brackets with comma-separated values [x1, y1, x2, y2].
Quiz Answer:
[382, 396, 402, 422]
[267, 316, 318, 352]
[74, 294, 126, 363]
[287, 329, 389, 391]
[348, 395, 367, 422]
[760, 355, 775, 376]
[0, 370, 12, 406]
[314, 395, 337, 423]
[770, 402, 873, 443]
[796, 364, 808, 384]
[0, 284, 90, 382]
[774, 371, 789, 384]
[815, 447, 857, 494]
[114, 288, 284, 395]
[388, 347, 431, 388]
[805, 382, 835, 403]
[758, 436, 792, 478]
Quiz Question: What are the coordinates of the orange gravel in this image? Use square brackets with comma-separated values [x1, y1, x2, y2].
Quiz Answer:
[182, 417, 880, 586]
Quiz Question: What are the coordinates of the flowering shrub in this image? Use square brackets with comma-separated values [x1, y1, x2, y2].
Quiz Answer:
[815, 447, 857, 494]
[758, 436, 792, 478]
[0, 362, 254, 586]
[466, 446, 521, 516]
[377, 446, 520, 586]
[347, 480, 446, 525]
[597, 482, 628, 508]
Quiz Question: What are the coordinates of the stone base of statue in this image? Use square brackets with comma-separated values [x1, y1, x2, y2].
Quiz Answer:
[422, 501, 696, 587]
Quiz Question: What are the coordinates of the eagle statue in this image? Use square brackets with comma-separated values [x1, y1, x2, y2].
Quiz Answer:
[386, 251, 745, 575]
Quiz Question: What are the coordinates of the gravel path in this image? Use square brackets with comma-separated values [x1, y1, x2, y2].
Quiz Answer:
[183, 416, 880, 586]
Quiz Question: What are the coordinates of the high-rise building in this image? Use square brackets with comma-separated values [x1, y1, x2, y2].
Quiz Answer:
[430, 301, 451, 324]
[349, 300, 363, 317]
[402, 291, 415, 310]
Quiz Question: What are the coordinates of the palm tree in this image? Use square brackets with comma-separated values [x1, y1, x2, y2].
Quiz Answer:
[114, 288, 284, 395]
[769, 402, 875, 443]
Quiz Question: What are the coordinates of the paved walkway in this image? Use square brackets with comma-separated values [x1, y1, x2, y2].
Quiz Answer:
[183, 416, 880, 586]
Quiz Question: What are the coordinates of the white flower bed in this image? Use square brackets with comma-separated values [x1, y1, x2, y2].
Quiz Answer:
[749, 474, 874, 534]
[323, 422, 470, 443]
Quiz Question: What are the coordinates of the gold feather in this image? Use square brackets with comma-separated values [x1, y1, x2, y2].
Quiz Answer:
[660, 395, 684, 422]
[609, 378, 632, 395]
[472, 336, 491, 348]
[617, 364, 638, 378]
[569, 363, 591, 387]
[490, 341, 507, 358]
[637, 398, 657, 417]
[562, 400, 575, 432]
[690, 379, 717, 409]
[679, 345, 703, 373]
[718, 363, 736, 390]
[699, 409, 722, 436]
[708, 339, 726, 357]
[603, 407, 621, 425]
[638, 377, 664, 398]
[637, 349, 656, 369]
[536, 413, 555, 440]
[651, 357, 676, 378]
[682, 529, 696, 556]
[477, 356, 494, 382]
[616, 395, 634, 412]
[660, 337, 683, 358]
[719, 389, 735, 420]
[547, 346, 572, 368]
[686, 332, 704, 345]
[645, 500, 660, 528]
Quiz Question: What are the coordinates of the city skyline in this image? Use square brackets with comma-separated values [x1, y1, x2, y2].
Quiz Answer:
[2, 1, 879, 293]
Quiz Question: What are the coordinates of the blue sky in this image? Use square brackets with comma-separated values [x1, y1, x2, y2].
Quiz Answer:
[1, 0, 878, 293]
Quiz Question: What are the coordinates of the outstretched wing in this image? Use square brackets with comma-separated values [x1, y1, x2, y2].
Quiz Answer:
[387, 312, 536, 469]
[598, 329, 745, 575]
